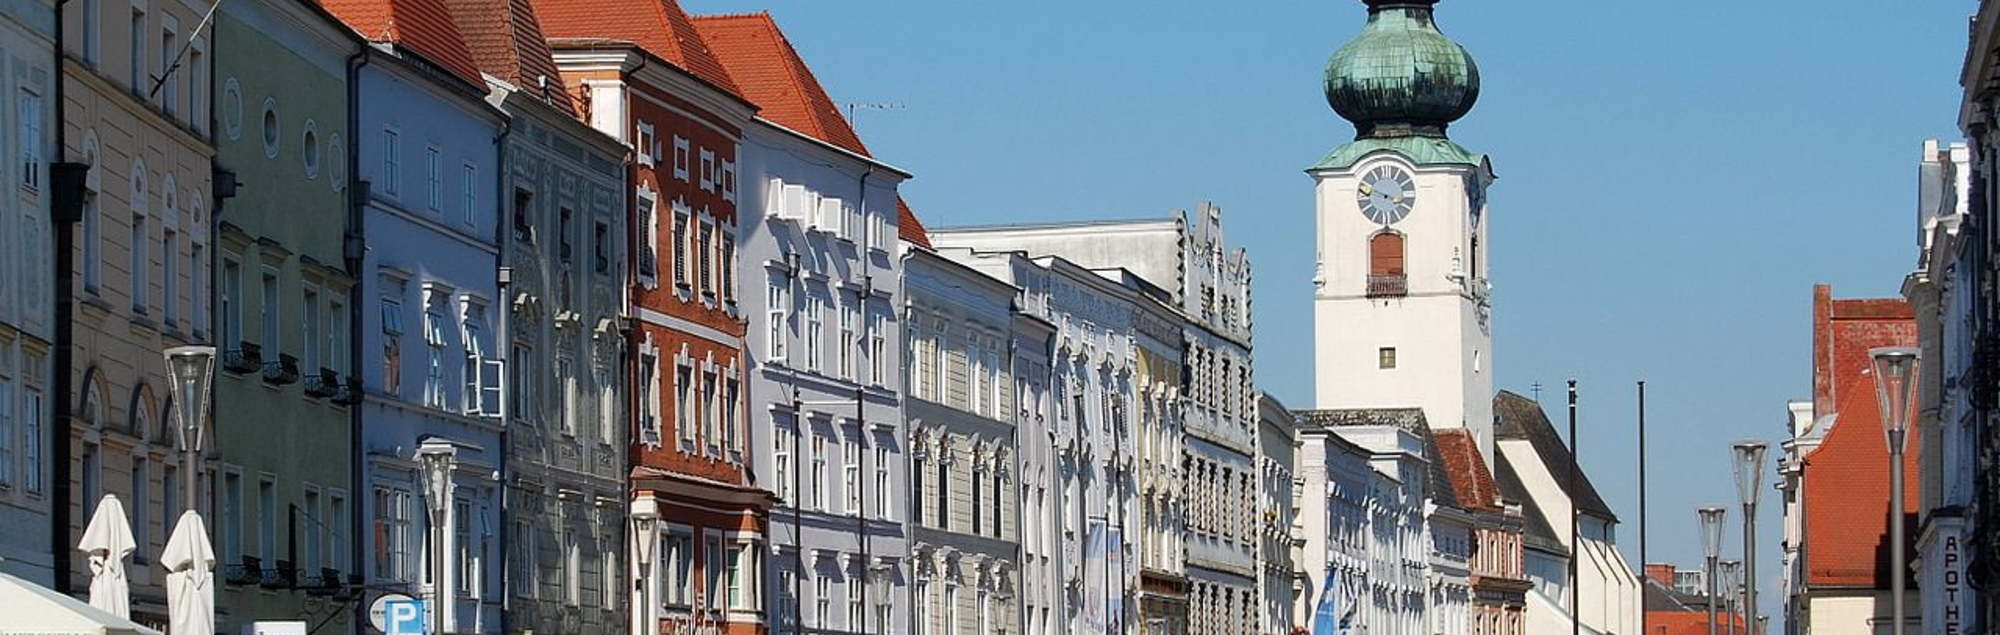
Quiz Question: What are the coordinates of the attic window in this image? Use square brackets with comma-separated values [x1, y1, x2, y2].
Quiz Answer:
[1378, 347, 1397, 369]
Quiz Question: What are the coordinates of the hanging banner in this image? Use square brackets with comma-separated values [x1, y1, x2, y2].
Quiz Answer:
[1107, 526, 1125, 635]
[1083, 520, 1106, 634]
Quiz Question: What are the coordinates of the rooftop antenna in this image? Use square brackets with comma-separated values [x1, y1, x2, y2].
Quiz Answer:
[843, 102, 904, 135]
[1531, 382, 1544, 402]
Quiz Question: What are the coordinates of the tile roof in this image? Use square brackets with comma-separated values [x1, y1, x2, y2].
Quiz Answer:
[1493, 450, 1566, 556]
[444, 0, 576, 115]
[1802, 286, 1919, 589]
[898, 197, 931, 248]
[1433, 428, 1499, 511]
[325, 0, 488, 87]
[1298, 407, 1429, 434]
[691, 12, 868, 156]
[1421, 430, 1461, 509]
[1493, 390, 1617, 521]
[1644, 611, 1755, 635]
[531, 0, 743, 99]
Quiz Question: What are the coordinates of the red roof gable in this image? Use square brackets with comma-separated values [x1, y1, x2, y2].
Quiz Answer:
[444, 0, 575, 115]
[898, 196, 930, 248]
[325, 0, 487, 87]
[691, 12, 868, 156]
[1433, 429, 1499, 510]
[1801, 284, 1919, 589]
[530, 0, 742, 100]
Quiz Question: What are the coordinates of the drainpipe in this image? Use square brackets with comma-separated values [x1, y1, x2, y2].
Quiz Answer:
[48, 0, 81, 594]
[343, 46, 369, 631]
[488, 101, 510, 635]
[853, 163, 874, 634]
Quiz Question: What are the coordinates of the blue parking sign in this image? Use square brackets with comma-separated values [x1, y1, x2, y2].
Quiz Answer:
[384, 599, 426, 635]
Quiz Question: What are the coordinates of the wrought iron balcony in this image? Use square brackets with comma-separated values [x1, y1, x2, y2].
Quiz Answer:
[222, 342, 262, 374]
[304, 368, 341, 398]
[261, 559, 297, 588]
[262, 354, 301, 385]
[303, 568, 344, 595]
[1366, 274, 1408, 298]
[224, 555, 262, 585]
[334, 375, 365, 405]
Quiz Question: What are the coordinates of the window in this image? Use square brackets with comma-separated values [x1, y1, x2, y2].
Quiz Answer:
[721, 160, 736, 202]
[672, 364, 694, 446]
[462, 311, 486, 415]
[303, 488, 321, 574]
[815, 572, 831, 627]
[221, 470, 241, 566]
[221, 258, 243, 347]
[564, 528, 580, 605]
[161, 464, 177, 533]
[130, 456, 147, 561]
[456, 499, 475, 596]
[188, 48, 204, 132]
[82, 190, 99, 290]
[774, 425, 792, 502]
[260, 269, 279, 355]
[727, 546, 753, 609]
[557, 357, 574, 434]
[699, 149, 715, 191]
[257, 476, 275, 559]
[811, 434, 827, 511]
[914, 579, 929, 635]
[302, 286, 320, 372]
[461, 164, 476, 225]
[937, 454, 950, 528]
[597, 366, 616, 444]
[662, 531, 691, 604]
[423, 304, 447, 408]
[844, 438, 861, 514]
[723, 378, 739, 456]
[912, 451, 925, 526]
[767, 275, 789, 360]
[846, 562, 864, 629]
[22, 387, 39, 493]
[672, 136, 689, 181]
[512, 188, 535, 243]
[875, 446, 891, 521]
[592, 220, 608, 274]
[425, 148, 441, 211]
[704, 533, 723, 611]
[1368, 231, 1406, 296]
[635, 122, 656, 166]
[0, 382, 11, 486]
[329, 493, 348, 574]
[636, 348, 656, 443]
[510, 521, 533, 598]
[18, 88, 40, 191]
[161, 229, 177, 325]
[261, 103, 279, 157]
[720, 234, 736, 303]
[838, 302, 855, 379]
[381, 129, 400, 196]
[806, 297, 824, 371]
[128, 7, 145, 93]
[1378, 347, 1397, 370]
[192, 243, 206, 334]
[131, 211, 147, 313]
[159, 25, 176, 114]
[637, 190, 656, 285]
[672, 207, 689, 287]
[869, 311, 886, 385]
[373, 487, 413, 582]
[778, 559, 799, 628]
[380, 296, 403, 394]
[972, 464, 983, 533]
[698, 221, 714, 297]
[81, 0, 98, 66]
[328, 298, 346, 373]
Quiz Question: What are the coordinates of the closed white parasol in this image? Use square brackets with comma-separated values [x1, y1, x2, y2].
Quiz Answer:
[77, 493, 135, 618]
[162, 510, 216, 635]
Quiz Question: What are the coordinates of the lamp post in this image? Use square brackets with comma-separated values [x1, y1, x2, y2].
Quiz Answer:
[416, 439, 458, 635]
[163, 346, 215, 516]
[1870, 346, 1919, 635]
[630, 496, 660, 635]
[1731, 441, 1768, 635]
[1699, 506, 1727, 635]
[1719, 558, 1742, 635]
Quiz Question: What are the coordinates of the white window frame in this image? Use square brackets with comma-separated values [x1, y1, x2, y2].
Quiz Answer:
[672, 136, 689, 182]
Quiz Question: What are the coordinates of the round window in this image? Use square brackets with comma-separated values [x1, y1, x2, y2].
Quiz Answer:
[261, 98, 280, 158]
[221, 79, 243, 141]
[328, 133, 346, 192]
[302, 120, 320, 179]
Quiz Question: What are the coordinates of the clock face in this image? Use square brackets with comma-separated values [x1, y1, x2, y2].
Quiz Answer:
[1357, 165, 1415, 225]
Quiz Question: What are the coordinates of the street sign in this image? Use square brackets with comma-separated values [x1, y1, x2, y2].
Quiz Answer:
[368, 593, 424, 635]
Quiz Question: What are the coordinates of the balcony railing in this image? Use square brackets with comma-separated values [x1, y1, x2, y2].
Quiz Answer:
[262, 354, 301, 385]
[224, 555, 262, 585]
[304, 368, 340, 398]
[223, 342, 263, 374]
[261, 559, 297, 588]
[1366, 274, 1408, 298]
[334, 375, 365, 405]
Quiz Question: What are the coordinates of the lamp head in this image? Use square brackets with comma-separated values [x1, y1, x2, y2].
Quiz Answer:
[630, 494, 661, 567]
[1869, 346, 1920, 450]
[1698, 506, 1728, 559]
[1731, 441, 1769, 507]
[163, 346, 216, 453]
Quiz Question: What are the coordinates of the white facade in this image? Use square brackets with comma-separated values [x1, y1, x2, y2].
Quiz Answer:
[1333, 422, 1432, 635]
[0, 0, 52, 586]
[1255, 394, 1297, 635]
[1495, 437, 1639, 635]
[1310, 153, 1496, 465]
[1908, 138, 1979, 635]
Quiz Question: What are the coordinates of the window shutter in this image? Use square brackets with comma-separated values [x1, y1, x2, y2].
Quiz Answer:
[1370, 233, 1405, 276]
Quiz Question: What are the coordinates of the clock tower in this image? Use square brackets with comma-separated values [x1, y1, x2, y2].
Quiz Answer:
[1310, 0, 1497, 462]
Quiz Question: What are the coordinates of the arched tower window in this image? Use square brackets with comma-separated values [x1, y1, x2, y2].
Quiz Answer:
[1367, 231, 1406, 297]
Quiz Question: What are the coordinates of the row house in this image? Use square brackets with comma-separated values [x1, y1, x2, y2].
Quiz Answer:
[0, 0, 53, 587]
[57, 0, 213, 619]
[1905, 138, 1979, 635]
[1420, 431, 1472, 635]
[694, 13, 913, 635]
[1302, 409, 1434, 635]
[319, 0, 510, 629]
[207, 0, 362, 631]
[536, 1, 765, 634]
[454, 0, 633, 630]
[1254, 393, 1296, 635]
[1431, 428, 1528, 635]
[1491, 391, 1638, 635]
[904, 248, 1025, 635]
[1292, 416, 1375, 633]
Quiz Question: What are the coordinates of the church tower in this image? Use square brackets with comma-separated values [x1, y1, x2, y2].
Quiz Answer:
[1310, 0, 1497, 462]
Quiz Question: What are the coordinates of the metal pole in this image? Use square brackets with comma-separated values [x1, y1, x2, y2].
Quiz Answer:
[1890, 430, 1906, 635]
[1747, 504, 1759, 635]
[1706, 554, 1718, 635]
[1568, 380, 1579, 635]
[1638, 381, 1648, 635]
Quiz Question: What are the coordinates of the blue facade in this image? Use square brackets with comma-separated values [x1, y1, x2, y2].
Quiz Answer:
[353, 55, 506, 634]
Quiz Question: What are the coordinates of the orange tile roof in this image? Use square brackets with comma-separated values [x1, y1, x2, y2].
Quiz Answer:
[1802, 285, 1920, 589]
[530, 0, 742, 100]
[444, 0, 576, 115]
[691, 12, 868, 156]
[898, 196, 930, 248]
[325, 0, 487, 87]
[1433, 429, 1499, 510]
[1644, 611, 1756, 635]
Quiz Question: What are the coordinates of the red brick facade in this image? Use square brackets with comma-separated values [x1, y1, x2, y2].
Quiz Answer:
[1802, 284, 1920, 589]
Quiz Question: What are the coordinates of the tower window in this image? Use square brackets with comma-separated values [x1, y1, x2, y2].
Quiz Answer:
[1367, 232, 1406, 297]
[1378, 347, 1397, 369]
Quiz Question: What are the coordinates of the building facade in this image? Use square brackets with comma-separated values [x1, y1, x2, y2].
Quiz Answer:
[1907, 139, 1977, 635]
[1952, 5, 2000, 625]
[904, 248, 1021, 635]
[319, 0, 509, 628]
[1311, 411, 1433, 635]
[458, 0, 634, 630]
[1254, 393, 1296, 635]
[539, 3, 765, 633]
[58, 0, 213, 619]
[1293, 418, 1373, 634]
[0, 0, 54, 586]
[1432, 428, 1527, 635]
[207, 0, 360, 630]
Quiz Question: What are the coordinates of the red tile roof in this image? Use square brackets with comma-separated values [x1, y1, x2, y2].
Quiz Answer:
[691, 12, 868, 156]
[1644, 611, 1755, 635]
[530, 0, 742, 100]
[1802, 285, 1920, 589]
[444, 0, 576, 115]
[325, 0, 487, 87]
[898, 196, 930, 248]
[1433, 428, 1499, 511]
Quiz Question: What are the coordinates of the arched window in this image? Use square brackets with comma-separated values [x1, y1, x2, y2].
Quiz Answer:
[1367, 232, 1406, 297]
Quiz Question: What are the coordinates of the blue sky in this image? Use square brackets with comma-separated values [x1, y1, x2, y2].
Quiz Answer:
[684, 0, 1973, 624]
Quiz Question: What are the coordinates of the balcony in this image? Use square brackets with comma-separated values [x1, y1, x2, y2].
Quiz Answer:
[224, 555, 262, 585]
[261, 559, 297, 588]
[262, 354, 301, 385]
[334, 375, 365, 405]
[222, 342, 262, 374]
[1366, 274, 1408, 298]
[304, 568, 344, 596]
[304, 368, 341, 398]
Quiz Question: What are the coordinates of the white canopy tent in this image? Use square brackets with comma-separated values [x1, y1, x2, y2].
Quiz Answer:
[0, 569, 163, 635]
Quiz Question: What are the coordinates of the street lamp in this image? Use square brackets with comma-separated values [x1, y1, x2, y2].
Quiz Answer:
[1719, 559, 1742, 635]
[1871, 346, 1919, 635]
[416, 439, 458, 635]
[629, 495, 660, 635]
[1698, 506, 1727, 635]
[1730, 441, 1768, 635]
[163, 346, 215, 515]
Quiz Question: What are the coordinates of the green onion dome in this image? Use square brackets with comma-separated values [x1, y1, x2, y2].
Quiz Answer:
[1324, 0, 1480, 139]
